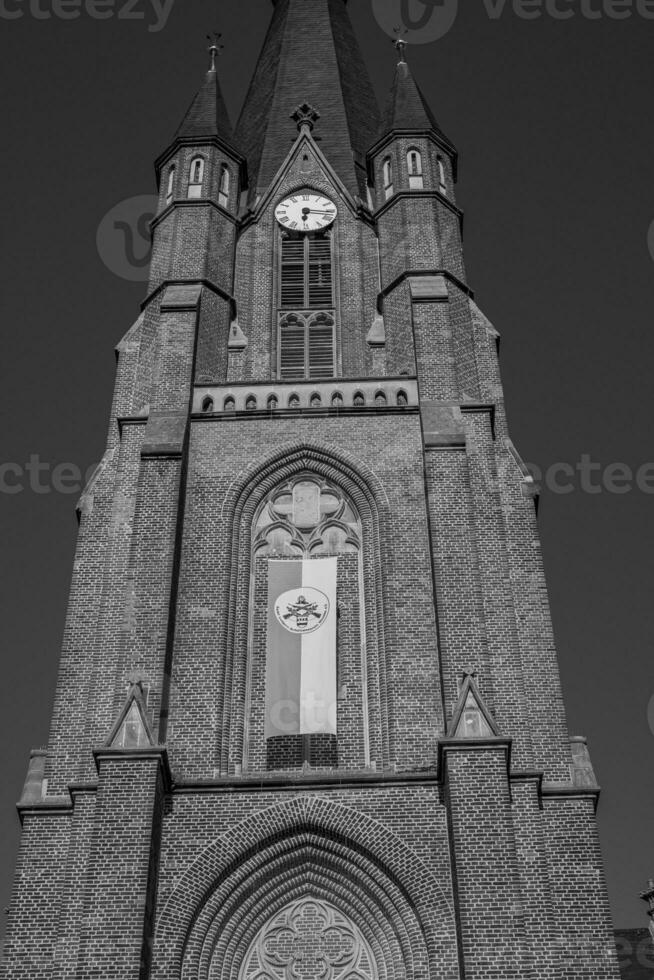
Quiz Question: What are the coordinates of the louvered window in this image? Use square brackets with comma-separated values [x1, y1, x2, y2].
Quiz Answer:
[279, 313, 335, 381]
[280, 232, 333, 309]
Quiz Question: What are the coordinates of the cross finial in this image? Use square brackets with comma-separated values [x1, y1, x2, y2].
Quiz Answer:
[291, 102, 321, 134]
[206, 31, 224, 72]
[393, 27, 408, 64]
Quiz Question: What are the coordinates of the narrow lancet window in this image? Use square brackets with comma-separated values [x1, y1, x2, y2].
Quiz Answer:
[166, 165, 176, 205]
[408, 149, 424, 190]
[188, 156, 205, 199]
[383, 157, 393, 200]
[219, 164, 230, 208]
[438, 157, 447, 195]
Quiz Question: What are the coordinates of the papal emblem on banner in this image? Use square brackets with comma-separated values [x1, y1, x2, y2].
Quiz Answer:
[265, 558, 337, 738]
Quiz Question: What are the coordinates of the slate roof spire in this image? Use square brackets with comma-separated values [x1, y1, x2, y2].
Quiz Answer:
[235, 0, 380, 200]
[175, 33, 235, 145]
[379, 48, 453, 148]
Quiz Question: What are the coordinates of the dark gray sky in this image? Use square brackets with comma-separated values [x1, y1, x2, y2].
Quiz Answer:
[1, 0, 653, 937]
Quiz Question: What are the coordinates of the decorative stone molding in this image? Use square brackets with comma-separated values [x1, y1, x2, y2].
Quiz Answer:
[292, 102, 321, 133]
[254, 474, 361, 557]
[366, 314, 386, 347]
[241, 897, 375, 980]
[193, 378, 418, 415]
[228, 318, 248, 350]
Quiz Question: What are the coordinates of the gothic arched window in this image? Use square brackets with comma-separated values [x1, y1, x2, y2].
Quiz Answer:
[187, 156, 205, 199]
[250, 473, 363, 772]
[382, 157, 393, 199]
[408, 149, 424, 190]
[166, 164, 176, 205]
[279, 312, 335, 381]
[254, 475, 360, 558]
[280, 232, 333, 309]
[219, 164, 230, 208]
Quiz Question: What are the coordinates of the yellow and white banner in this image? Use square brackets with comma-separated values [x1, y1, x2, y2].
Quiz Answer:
[265, 557, 337, 739]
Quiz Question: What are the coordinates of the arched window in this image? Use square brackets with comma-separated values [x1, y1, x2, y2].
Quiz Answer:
[166, 165, 176, 205]
[279, 312, 335, 381]
[382, 157, 393, 200]
[438, 157, 447, 195]
[201, 396, 214, 413]
[407, 149, 424, 190]
[280, 231, 333, 309]
[187, 156, 205, 199]
[252, 473, 362, 771]
[219, 164, 230, 208]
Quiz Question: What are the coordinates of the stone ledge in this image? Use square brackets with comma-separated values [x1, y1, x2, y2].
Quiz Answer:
[193, 378, 419, 415]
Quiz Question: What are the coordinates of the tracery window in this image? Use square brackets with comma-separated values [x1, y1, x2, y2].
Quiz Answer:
[241, 898, 375, 980]
[254, 475, 360, 558]
[248, 474, 367, 773]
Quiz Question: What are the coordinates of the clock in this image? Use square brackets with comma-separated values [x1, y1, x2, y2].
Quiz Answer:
[275, 192, 337, 232]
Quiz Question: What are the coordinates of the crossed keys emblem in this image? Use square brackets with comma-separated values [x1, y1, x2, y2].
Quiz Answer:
[282, 595, 322, 630]
[274, 587, 330, 635]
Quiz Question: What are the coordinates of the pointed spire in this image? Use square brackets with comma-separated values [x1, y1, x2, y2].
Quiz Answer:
[235, 0, 380, 200]
[175, 35, 234, 145]
[380, 56, 450, 145]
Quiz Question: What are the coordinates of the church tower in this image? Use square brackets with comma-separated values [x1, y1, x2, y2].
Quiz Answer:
[2, 3, 621, 979]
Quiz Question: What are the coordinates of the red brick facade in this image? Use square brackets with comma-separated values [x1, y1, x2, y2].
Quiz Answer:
[1, 2, 622, 978]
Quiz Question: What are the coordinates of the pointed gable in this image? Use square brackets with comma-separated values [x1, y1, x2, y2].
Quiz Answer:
[448, 674, 499, 739]
[106, 678, 155, 750]
[235, 0, 380, 200]
[176, 68, 235, 146]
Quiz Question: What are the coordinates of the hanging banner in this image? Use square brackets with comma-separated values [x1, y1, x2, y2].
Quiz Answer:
[265, 557, 337, 739]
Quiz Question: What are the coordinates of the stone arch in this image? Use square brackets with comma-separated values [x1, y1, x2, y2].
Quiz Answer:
[214, 442, 394, 775]
[154, 797, 458, 980]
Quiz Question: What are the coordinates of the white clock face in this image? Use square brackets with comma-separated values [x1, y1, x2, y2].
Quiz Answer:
[275, 192, 337, 233]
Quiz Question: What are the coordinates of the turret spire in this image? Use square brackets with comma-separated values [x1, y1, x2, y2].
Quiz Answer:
[174, 37, 234, 146]
[379, 55, 452, 148]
